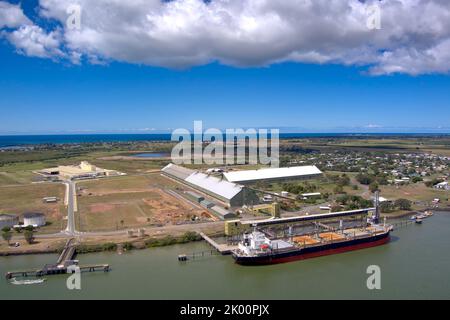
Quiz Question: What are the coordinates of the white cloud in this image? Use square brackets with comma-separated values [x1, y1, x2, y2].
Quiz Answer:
[0, 2, 31, 28]
[1, 0, 450, 75]
[5, 25, 63, 59]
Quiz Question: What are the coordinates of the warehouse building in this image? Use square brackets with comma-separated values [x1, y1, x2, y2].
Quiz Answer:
[0, 214, 19, 230]
[210, 205, 237, 220]
[185, 191, 204, 203]
[223, 165, 322, 184]
[162, 163, 195, 181]
[162, 164, 259, 207]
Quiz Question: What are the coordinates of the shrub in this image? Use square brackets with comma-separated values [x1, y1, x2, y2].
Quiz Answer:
[394, 199, 412, 211]
[24, 230, 34, 244]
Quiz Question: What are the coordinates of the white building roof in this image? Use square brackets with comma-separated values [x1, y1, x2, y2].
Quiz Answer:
[162, 163, 195, 180]
[185, 172, 243, 200]
[223, 165, 322, 183]
[301, 192, 321, 197]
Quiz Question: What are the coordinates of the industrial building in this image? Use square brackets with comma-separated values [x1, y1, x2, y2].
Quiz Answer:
[38, 161, 125, 180]
[162, 164, 259, 207]
[223, 165, 322, 184]
[185, 191, 204, 203]
[210, 205, 236, 220]
[183, 190, 236, 220]
[23, 212, 46, 227]
[0, 214, 19, 230]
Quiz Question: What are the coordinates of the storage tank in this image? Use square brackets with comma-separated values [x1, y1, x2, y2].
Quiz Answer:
[23, 212, 46, 227]
[0, 214, 19, 230]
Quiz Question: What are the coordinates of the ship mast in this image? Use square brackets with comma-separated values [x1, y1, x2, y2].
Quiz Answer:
[373, 190, 381, 224]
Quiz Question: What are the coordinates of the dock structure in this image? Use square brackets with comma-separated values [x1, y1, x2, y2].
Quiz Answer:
[57, 238, 77, 264]
[5, 238, 110, 280]
[178, 250, 219, 262]
[198, 232, 237, 255]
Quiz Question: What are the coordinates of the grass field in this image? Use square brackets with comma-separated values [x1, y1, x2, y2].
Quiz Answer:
[0, 183, 66, 233]
[0, 149, 171, 183]
[379, 183, 449, 203]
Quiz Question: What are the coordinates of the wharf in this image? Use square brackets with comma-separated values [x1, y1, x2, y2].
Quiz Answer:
[5, 239, 110, 280]
[198, 232, 237, 255]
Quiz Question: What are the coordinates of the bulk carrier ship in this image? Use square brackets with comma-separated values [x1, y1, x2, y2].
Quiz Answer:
[232, 195, 392, 265]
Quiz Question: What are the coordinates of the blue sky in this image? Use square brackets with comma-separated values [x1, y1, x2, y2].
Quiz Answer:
[1, 0, 450, 134]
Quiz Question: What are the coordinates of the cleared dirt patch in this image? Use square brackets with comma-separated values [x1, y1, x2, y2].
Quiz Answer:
[90, 203, 117, 213]
[77, 182, 211, 231]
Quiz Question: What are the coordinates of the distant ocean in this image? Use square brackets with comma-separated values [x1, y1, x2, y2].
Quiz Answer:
[0, 133, 448, 148]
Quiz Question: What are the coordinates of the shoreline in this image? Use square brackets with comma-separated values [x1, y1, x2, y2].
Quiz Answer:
[2, 209, 449, 257]
[0, 231, 214, 257]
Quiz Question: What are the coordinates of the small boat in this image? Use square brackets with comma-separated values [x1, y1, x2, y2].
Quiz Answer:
[415, 218, 423, 224]
[10, 278, 46, 285]
[423, 211, 433, 217]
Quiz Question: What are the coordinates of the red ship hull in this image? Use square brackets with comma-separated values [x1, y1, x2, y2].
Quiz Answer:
[233, 232, 390, 265]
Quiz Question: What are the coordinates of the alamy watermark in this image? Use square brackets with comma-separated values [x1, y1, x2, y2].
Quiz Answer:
[66, 4, 82, 30]
[66, 265, 81, 290]
[366, 265, 381, 290]
[63, 2, 381, 35]
[171, 121, 279, 167]
[366, 4, 381, 30]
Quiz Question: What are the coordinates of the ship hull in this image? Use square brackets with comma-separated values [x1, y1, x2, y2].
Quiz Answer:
[233, 232, 390, 265]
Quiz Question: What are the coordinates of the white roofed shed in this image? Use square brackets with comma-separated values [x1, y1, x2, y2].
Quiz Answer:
[223, 165, 322, 184]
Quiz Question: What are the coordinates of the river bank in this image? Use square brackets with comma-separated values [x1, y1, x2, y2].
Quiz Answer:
[0, 231, 215, 257]
[0, 209, 434, 257]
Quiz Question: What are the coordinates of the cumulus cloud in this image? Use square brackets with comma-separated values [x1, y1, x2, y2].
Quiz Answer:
[1, 0, 450, 75]
[5, 25, 63, 58]
[0, 1, 31, 28]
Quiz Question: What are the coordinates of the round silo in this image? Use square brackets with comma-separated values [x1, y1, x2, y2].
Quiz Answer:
[23, 212, 46, 227]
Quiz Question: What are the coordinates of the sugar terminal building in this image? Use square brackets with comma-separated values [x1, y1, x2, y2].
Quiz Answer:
[162, 164, 259, 208]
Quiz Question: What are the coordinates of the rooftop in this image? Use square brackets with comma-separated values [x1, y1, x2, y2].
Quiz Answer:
[23, 212, 45, 218]
[162, 163, 195, 180]
[223, 165, 322, 183]
[185, 172, 243, 200]
[0, 213, 18, 220]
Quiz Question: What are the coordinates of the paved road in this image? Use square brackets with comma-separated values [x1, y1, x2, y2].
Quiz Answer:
[64, 180, 76, 236]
